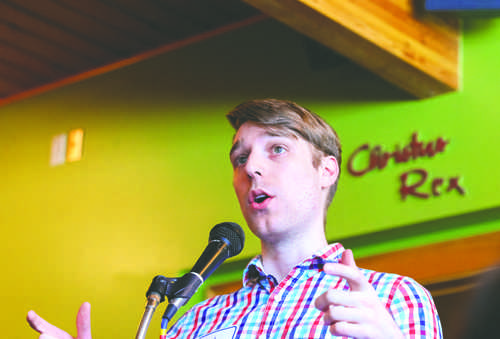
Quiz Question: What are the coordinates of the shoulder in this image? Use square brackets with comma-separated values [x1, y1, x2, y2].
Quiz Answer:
[358, 267, 434, 305]
[357, 267, 442, 337]
[358, 266, 425, 290]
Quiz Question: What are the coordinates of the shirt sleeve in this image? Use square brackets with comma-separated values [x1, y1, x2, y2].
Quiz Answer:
[387, 277, 443, 339]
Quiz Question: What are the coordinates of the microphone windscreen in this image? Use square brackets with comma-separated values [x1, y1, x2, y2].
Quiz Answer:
[209, 222, 245, 257]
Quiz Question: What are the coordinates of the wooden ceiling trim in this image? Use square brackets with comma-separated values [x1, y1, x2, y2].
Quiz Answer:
[351, 0, 458, 63]
[0, 14, 267, 107]
[244, 0, 460, 98]
[328, 0, 458, 86]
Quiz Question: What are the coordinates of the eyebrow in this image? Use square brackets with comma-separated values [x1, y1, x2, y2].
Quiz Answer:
[229, 139, 241, 157]
[229, 129, 296, 157]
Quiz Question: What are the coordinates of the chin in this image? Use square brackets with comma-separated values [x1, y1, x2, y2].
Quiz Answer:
[251, 222, 289, 243]
[245, 217, 273, 238]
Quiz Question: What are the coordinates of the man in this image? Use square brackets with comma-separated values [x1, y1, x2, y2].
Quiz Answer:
[27, 99, 442, 338]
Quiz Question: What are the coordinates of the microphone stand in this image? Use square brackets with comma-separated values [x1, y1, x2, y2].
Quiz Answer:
[135, 275, 171, 339]
[135, 293, 162, 339]
[135, 273, 204, 339]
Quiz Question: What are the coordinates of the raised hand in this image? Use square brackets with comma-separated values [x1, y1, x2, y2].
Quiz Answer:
[27, 302, 92, 339]
[315, 249, 404, 339]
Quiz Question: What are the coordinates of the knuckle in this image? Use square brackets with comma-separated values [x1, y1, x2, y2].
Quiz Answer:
[315, 293, 328, 310]
[323, 312, 333, 325]
[328, 305, 341, 319]
[330, 321, 347, 336]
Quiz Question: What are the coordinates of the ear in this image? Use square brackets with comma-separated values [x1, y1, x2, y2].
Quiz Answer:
[319, 155, 339, 189]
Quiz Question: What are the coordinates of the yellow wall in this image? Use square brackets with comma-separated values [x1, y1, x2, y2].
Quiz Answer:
[1, 17, 499, 338]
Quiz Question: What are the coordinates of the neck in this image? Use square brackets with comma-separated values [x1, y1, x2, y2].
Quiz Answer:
[260, 230, 328, 282]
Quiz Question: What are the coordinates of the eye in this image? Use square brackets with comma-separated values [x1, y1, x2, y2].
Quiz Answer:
[272, 145, 286, 154]
[232, 154, 248, 167]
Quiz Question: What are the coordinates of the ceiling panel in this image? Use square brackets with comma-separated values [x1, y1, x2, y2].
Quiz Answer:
[0, 0, 262, 101]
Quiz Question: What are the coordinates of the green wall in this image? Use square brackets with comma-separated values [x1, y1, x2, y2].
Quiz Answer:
[1, 17, 499, 338]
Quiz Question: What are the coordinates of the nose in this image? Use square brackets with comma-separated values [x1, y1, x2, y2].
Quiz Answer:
[244, 151, 264, 179]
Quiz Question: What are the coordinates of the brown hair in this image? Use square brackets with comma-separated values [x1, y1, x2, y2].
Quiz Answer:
[226, 99, 342, 214]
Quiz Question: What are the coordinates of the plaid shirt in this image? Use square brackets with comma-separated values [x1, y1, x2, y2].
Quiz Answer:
[166, 243, 442, 338]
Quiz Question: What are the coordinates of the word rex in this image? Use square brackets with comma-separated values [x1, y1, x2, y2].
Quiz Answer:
[347, 133, 466, 201]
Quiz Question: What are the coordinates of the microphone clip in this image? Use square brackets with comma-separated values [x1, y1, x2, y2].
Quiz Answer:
[146, 272, 203, 305]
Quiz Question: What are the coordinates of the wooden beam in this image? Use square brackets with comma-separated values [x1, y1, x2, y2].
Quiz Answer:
[244, 0, 460, 98]
[356, 231, 500, 286]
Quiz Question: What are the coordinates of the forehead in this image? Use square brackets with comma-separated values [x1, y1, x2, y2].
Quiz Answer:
[230, 123, 297, 154]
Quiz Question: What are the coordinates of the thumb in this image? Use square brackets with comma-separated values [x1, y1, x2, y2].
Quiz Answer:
[40, 335, 58, 339]
[76, 302, 92, 339]
[340, 249, 357, 268]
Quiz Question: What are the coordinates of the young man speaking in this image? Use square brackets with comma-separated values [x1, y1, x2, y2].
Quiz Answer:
[28, 99, 442, 338]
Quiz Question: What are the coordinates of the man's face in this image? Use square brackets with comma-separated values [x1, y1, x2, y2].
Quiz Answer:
[230, 122, 328, 243]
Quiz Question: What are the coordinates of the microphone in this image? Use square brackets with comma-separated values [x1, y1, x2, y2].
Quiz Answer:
[162, 222, 245, 322]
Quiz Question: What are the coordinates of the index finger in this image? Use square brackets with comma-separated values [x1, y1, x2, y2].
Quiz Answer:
[323, 263, 368, 291]
[315, 289, 362, 311]
[40, 335, 59, 339]
[26, 310, 73, 339]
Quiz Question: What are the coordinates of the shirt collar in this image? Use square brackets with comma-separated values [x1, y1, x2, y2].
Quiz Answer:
[242, 243, 345, 286]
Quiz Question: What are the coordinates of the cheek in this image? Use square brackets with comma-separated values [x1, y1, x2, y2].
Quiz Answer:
[233, 174, 247, 202]
[291, 169, 322, 199]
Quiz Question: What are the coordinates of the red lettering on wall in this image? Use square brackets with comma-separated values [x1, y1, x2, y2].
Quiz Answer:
[347, 133, 449, 177]
[447, 177, 466, 195]
[400, 169, 430, 200]
[432, 178, 444, 196]
[347, 144, 370, 176]
[400, 170, 465, 200]
[348, 132, 465, 202]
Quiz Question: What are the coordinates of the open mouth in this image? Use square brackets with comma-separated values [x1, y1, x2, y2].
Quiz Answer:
[254, 193, 270, 204]
[250, 190, 273, 207]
